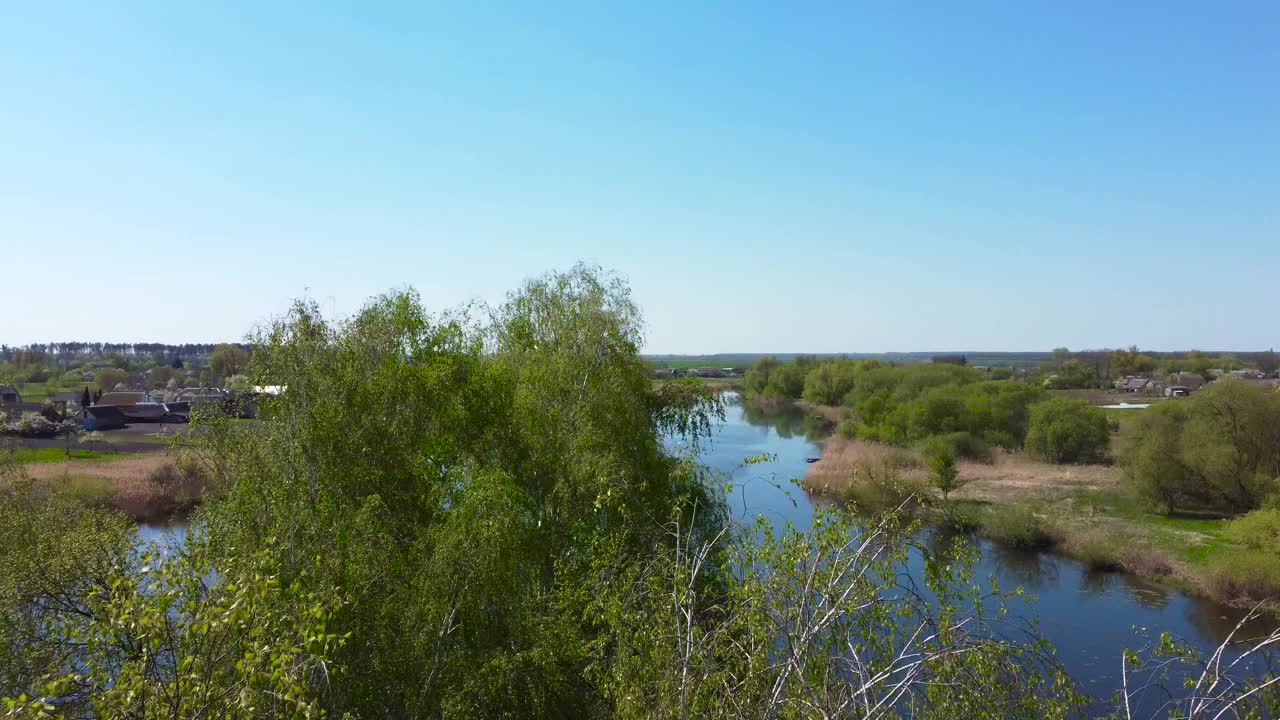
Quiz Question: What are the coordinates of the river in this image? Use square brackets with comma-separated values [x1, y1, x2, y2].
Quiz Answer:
[139, 394, 1268, 709]
[703, 393, 1266, 707]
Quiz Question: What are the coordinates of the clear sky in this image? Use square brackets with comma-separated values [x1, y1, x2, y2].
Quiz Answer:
[2, 2, 1276, 352]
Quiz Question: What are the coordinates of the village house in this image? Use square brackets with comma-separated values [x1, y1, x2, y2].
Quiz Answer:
[78, 404, 127, 431]
[1173, 372, 1206, 391]
[1117, 376, 1159, 394]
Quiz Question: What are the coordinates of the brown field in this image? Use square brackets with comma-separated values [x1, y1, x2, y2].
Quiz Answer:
[804, 435, 1121, 503]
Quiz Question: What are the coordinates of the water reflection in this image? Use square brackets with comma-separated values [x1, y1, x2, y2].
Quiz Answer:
[988, 543, 1059, 592]
[738, 396, 833, 442]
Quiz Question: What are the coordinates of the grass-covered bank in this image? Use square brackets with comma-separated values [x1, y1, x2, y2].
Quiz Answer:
[804, 434, 1280, 608]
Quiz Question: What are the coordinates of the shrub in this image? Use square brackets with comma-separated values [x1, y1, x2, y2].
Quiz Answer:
[1056, 527, 1123, 572]
[1125, 401, 1202, 513]
[835, 417, 860, 440]
[2, 412, 61, 438]
[838, 464, 927, 516]
[979, 506, 1053, 550]
[1204, 551, 1280, 603]
[802, 359, 860, 405]
[1126, 381, 1280, 514]
[920, 431, 992, 463]
[1024, 398, 1110, 464]
[1225, 509, 1280, 553]
[926, 447, 961, 502]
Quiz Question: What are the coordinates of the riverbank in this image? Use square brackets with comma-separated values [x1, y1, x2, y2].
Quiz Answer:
[653, 376, 744, 392]
[14, 450, 214, 522]
[804, 431, 1280, 608]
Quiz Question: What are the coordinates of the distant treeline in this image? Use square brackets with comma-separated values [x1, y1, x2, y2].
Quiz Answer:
[647, 349, 1278, 373]
[746, 354, 1280, 515]
[744, 356, 1111, 466]
[0, 342, 249, 362]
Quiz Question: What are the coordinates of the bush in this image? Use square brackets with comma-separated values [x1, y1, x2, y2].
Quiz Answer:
[920, 431, 992, 463]
[926, 447, 961, 502]
[1225, 510, 1280, 553]
[1204, 551, 1280, 603]
[2, 412, 62, 438]
[1023, 398, 1110, 464]
[1126, 381, 1280, 514]
[835, 417, 860, 440]
[1056, 527, 1123, 572]
[979, 505, 1053, 550]
[838, 464, 927, 515]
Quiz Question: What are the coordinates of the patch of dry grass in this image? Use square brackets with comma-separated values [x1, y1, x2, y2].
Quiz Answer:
[794, 401, 852, 425]
[803, 436, 924, 493]
[21, 452, 214, 521]
[951, 449, 1120, 503]
[804, 437, 1120, 505]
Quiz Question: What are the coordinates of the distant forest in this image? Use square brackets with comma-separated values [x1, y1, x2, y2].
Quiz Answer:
[646, 350, 1278, 371]
[0, 343, 249, 363]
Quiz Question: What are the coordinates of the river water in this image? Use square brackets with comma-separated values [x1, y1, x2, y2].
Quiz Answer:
[700, 394, 1267, 707]
[139, 393, 1269, 709]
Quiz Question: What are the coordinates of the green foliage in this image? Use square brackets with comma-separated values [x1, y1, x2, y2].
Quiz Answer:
[800, 358, 861, 405]
[1258, 349, 1279, 376]
[927, 446, 961, 501]
[600, 507, 1082, 719]
[1111, 345, 1156, 378]
[921, 431, 991, 463]
[1224, 509, 1280, 553]
[0, 483, 346, 720]
[208, 343, 250, 380]
[1126, 379, 1280, 513]
[850, 365, 1042, 446]
[93, 367, 128, 391]
[18, 270, 1259, 717]
[1024, 397, 1111, 464]
[743, 355, 779, 396]
[190, 265, 730, 717]
[838, 463, 928, 515]
[979, 505, 1054, 550]
[1203, 551, 1280, 602]
[1042, 359, 1094, 389]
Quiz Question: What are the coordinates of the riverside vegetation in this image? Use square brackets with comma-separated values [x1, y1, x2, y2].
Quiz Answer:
[2, 267, 1278, 718]
[745, 355, 1280, 607]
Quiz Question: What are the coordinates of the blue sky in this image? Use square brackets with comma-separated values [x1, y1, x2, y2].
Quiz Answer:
[2, 2, 1276, 352]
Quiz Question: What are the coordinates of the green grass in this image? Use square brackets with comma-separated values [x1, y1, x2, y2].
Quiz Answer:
[14, 382, 101, 403]
[56, 474, 116, 507]
[934, 487, 1278, 604]
[14, 448, 123, 463]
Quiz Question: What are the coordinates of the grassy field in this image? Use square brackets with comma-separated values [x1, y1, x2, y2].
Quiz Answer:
[14, 448, 123, 463]
[13, 382, 101, 403]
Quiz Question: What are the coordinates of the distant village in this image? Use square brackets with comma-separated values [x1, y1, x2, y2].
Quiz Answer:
[1114, 368, 1280, 398]
[0, 342, 273, 441]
